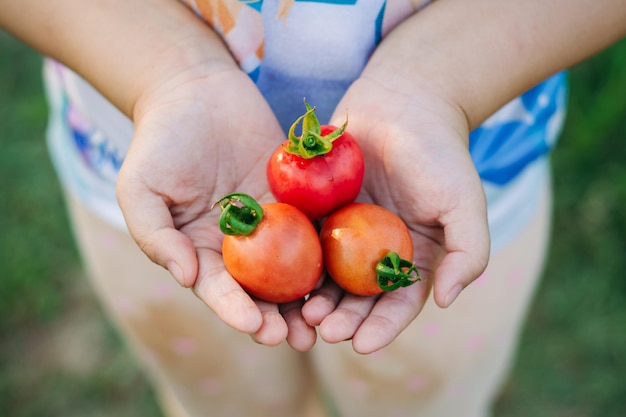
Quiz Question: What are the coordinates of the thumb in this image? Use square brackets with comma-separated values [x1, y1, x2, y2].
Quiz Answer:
[433, 196, 490, 308]
[116, 179, 199, 288]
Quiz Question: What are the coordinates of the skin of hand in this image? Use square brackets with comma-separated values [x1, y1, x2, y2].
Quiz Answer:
[116, 66, 321, 350]
[302, 0, 626, 354]
[302, 76, 489, 354]
[0, 0, 320, 349]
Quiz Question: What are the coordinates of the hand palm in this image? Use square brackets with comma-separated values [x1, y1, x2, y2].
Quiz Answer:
[116, 71, 301, 345]
[303, 79, 490, 353]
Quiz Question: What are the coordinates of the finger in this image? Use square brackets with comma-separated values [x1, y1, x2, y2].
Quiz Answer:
[250, 299, 289, 347]
[193, 248, 263, 334]
[301, 277, 344, 326]
[280, 299, 317, 352]
[318, 294, 378, 344]
[351, 278, 431, 354]
[434, 202, 490, 308]
[117, 176, 198, 288]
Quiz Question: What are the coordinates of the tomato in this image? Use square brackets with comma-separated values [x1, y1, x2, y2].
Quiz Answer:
[266, 100, 364, 220]
[320, 202, 420, 296]
[216, 193, 323, 303]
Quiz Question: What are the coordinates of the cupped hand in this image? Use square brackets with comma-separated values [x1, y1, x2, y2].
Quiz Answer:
[116, 68, 317, 350]
[303, 76, 491, 354]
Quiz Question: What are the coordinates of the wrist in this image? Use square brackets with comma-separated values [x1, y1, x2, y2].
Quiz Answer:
[363, 0, 626, 131]
[129, 30, 240, 123]
[361, 12, 502, 132]
[0, 0, 239, 118]
[105, 3, 240, 120]
[355, 64, 471, 148]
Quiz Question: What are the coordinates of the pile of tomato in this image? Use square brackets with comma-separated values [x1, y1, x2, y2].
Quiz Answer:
[216, 100, 420, 303]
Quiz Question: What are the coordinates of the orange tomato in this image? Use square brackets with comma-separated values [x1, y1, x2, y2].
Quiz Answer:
[320, 202, 419, 296]
[220, 196, 323, 303]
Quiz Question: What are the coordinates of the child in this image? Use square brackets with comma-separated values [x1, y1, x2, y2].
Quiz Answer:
[1, 0, 625, 416]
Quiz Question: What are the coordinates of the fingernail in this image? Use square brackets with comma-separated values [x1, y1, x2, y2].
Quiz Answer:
[167, 261, 185, 286]
[444, 284, 464, 308]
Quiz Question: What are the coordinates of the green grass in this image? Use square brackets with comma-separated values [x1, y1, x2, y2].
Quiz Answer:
[1, 31, 626, 417]
[0, 33, 163, 417]
[494, 38, 626, 417]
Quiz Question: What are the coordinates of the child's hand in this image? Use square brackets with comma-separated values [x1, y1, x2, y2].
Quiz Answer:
[116, 68, 317, 350]
[300, 0, 626, 354]
[1, 0, 328, 350]
[302, 77, 491, 353]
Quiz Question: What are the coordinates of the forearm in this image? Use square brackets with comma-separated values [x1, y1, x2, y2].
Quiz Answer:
[364, 0, 626, 129]
[0, 0, 237, 117]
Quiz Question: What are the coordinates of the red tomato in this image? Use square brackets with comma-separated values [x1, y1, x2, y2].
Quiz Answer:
[320, 203, 420, 296]
[266, 101, 364, 220]
[218, 193, 323, 303]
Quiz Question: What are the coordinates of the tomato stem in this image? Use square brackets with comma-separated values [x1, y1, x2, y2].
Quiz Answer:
[375, 252, 421, 291]
[285, 98, 348, 159]
[214, 193, 264, 236]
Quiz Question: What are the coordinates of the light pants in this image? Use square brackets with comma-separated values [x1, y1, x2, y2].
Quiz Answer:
[65, 181, 550, 417]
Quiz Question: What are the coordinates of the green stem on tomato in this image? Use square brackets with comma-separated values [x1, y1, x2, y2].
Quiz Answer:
[375, 251, 421, 291]
[214, 193, 264, 236]
[285, 99, 348, 159]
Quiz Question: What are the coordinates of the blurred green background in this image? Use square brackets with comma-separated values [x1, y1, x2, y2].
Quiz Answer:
[1, 31, 625, 417]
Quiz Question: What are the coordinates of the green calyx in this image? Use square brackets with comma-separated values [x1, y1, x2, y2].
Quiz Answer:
[214, 193, 264, 236]
[285, 99, 348, 159]
[376, 252, 421, 292]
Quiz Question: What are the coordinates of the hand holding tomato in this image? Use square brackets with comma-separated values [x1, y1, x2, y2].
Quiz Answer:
[116, 69, 318, 350]
[302, 77, 490, 354]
